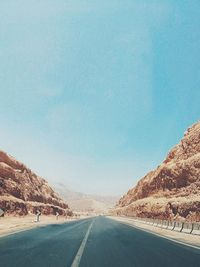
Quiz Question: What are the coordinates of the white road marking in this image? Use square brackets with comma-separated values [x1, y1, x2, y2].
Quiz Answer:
[71, 219, 95, 267]
[112, 217, 200, 251]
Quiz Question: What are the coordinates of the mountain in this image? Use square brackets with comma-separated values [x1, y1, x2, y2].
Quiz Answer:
[115, 121, 200, 221]
[0, 150, 72, 216]
[53, 183, 118, 213]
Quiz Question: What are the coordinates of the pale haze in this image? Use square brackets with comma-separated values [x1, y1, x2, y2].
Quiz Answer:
[0, 1, 199, 196]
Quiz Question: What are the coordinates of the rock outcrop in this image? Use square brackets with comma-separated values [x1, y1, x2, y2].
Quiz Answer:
[115, 121, 200, 221]
[0, 150, 72, 216]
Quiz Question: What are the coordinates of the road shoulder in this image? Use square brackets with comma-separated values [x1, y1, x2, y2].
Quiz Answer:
[0, 215, 83, 237]
[109, 216, 200, 249]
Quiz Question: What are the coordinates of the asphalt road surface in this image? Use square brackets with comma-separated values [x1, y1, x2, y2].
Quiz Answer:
[0, 216, 199, 267]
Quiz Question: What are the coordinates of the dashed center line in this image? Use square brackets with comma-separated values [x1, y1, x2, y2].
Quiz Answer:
[71, 219, 95, 267]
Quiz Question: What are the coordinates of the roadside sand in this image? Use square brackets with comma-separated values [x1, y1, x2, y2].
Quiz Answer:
[109, 216, 200, 248]
[0, 215, 82, 237]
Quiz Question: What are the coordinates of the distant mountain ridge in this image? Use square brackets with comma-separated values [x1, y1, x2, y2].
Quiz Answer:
[0, 150, 72, 216]
[114, 121, 200, 221]
[53, 183, 118, 213]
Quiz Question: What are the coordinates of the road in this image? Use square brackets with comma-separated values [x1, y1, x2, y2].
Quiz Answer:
[0, 216, 199, 267]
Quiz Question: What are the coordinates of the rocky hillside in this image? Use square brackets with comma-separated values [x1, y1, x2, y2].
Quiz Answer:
[0, 150, 72, 216]
[115, 121, 200, 221]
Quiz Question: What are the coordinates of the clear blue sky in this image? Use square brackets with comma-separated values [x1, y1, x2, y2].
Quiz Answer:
[0, 1, 199, 196]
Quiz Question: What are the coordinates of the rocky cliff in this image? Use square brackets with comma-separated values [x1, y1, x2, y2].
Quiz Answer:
[0, 150, 72, 216]
[115, 121, 200, 221]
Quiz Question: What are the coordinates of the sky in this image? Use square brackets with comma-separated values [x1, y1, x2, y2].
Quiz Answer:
[0, 0, 199, 196]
